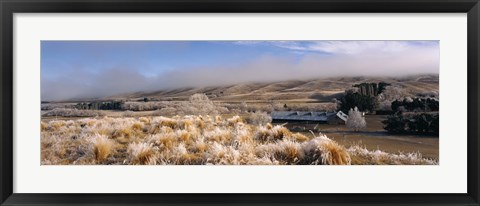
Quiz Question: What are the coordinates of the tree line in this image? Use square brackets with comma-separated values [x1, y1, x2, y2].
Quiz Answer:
[340, 82, 439, 113]
[391, 98, 439, 112]
[382, 112, 439, 135]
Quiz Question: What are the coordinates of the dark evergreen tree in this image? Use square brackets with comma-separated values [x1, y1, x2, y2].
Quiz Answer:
[339, 90, 376, 113]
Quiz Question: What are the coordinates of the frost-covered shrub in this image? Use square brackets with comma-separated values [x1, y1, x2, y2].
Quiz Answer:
[153, 107, 178, 116]
[122, 102, 168, 111]
[41, 103, 77, 110]
[178, 93, 228, 115]
[42, 108, 105, 117]
[248, 112, 272, 126]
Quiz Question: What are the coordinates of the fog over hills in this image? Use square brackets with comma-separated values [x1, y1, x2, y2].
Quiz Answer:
[41, 41, 439, 101]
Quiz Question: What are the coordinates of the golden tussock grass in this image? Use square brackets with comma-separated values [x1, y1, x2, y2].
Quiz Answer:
[49, 121, 66, 130]
[175, 152, 204, 165]
[197, 120, 205, 130]
[227, 116, 243, 126]
[92, 134, 114, 163]
[131, 123, 143, 131]
[87, 120, 96, 127]
[127, 142, 157, 165]
[301, 135, 351, 165]
[271, 126, 292, 140]
[289, 133, 309, 142]
[177, 130, 192, 143]
[139, 117, 150, 124]
[181, 120, 194, 130]
[41, 122, 48, 132]
[191, 139, 209, 153]
[318, 140, 351, 165]
[159, 118, 178, 129]
[155, 134, 177, 150]
[215, 116, 223, 124]
[114, 127, 133, 139]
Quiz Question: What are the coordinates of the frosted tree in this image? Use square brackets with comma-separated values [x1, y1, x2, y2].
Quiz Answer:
[346, 107, 366, 131]
[376, 85, 410, 111]
[189, 93, 211, 103]
[380, 86, 409, 102]
[186, 93, 224, 115]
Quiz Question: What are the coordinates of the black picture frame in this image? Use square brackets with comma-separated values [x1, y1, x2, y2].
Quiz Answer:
[1, 0, 479, 205]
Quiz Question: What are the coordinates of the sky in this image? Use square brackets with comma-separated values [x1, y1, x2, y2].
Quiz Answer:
[41, 40, 439, 101]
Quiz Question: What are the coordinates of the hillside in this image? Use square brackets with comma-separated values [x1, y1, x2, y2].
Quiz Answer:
[103, 74, 438, 103]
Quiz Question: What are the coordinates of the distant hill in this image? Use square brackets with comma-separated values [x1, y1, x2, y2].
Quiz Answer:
[98, 74, 439, 103]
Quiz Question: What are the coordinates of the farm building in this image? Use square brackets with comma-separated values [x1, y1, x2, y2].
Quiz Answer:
[271, 111, 347, 124]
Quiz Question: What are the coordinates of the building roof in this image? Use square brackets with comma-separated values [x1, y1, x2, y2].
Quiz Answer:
[271, 111, 341, 122]
[336, 111, 348, 121]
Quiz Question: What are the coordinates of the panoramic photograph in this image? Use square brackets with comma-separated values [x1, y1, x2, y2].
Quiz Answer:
[41, 40, 439, 165]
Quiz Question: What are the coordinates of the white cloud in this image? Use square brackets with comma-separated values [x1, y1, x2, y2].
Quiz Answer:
[235, 40, 438, 55]
[271, 41, 438, 54]
[232, 41, 262, 45]
[305, 41, 412, 54]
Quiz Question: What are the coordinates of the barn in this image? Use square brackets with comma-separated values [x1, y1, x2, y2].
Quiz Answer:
[271, 111, 347, 124]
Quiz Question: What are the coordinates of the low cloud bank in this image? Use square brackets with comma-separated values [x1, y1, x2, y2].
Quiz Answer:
[42, 43, 439, 101]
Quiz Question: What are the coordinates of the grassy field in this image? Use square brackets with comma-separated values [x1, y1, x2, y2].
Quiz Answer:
[279, 115, 439, 160]
[41, 76, 440, 165]
[41, 114, 437, 165]
[42, 111, 439, 161]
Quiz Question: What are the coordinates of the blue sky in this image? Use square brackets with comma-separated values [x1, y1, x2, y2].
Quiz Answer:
[41, 41, 321, 80]
[41, 41, 439, 101]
